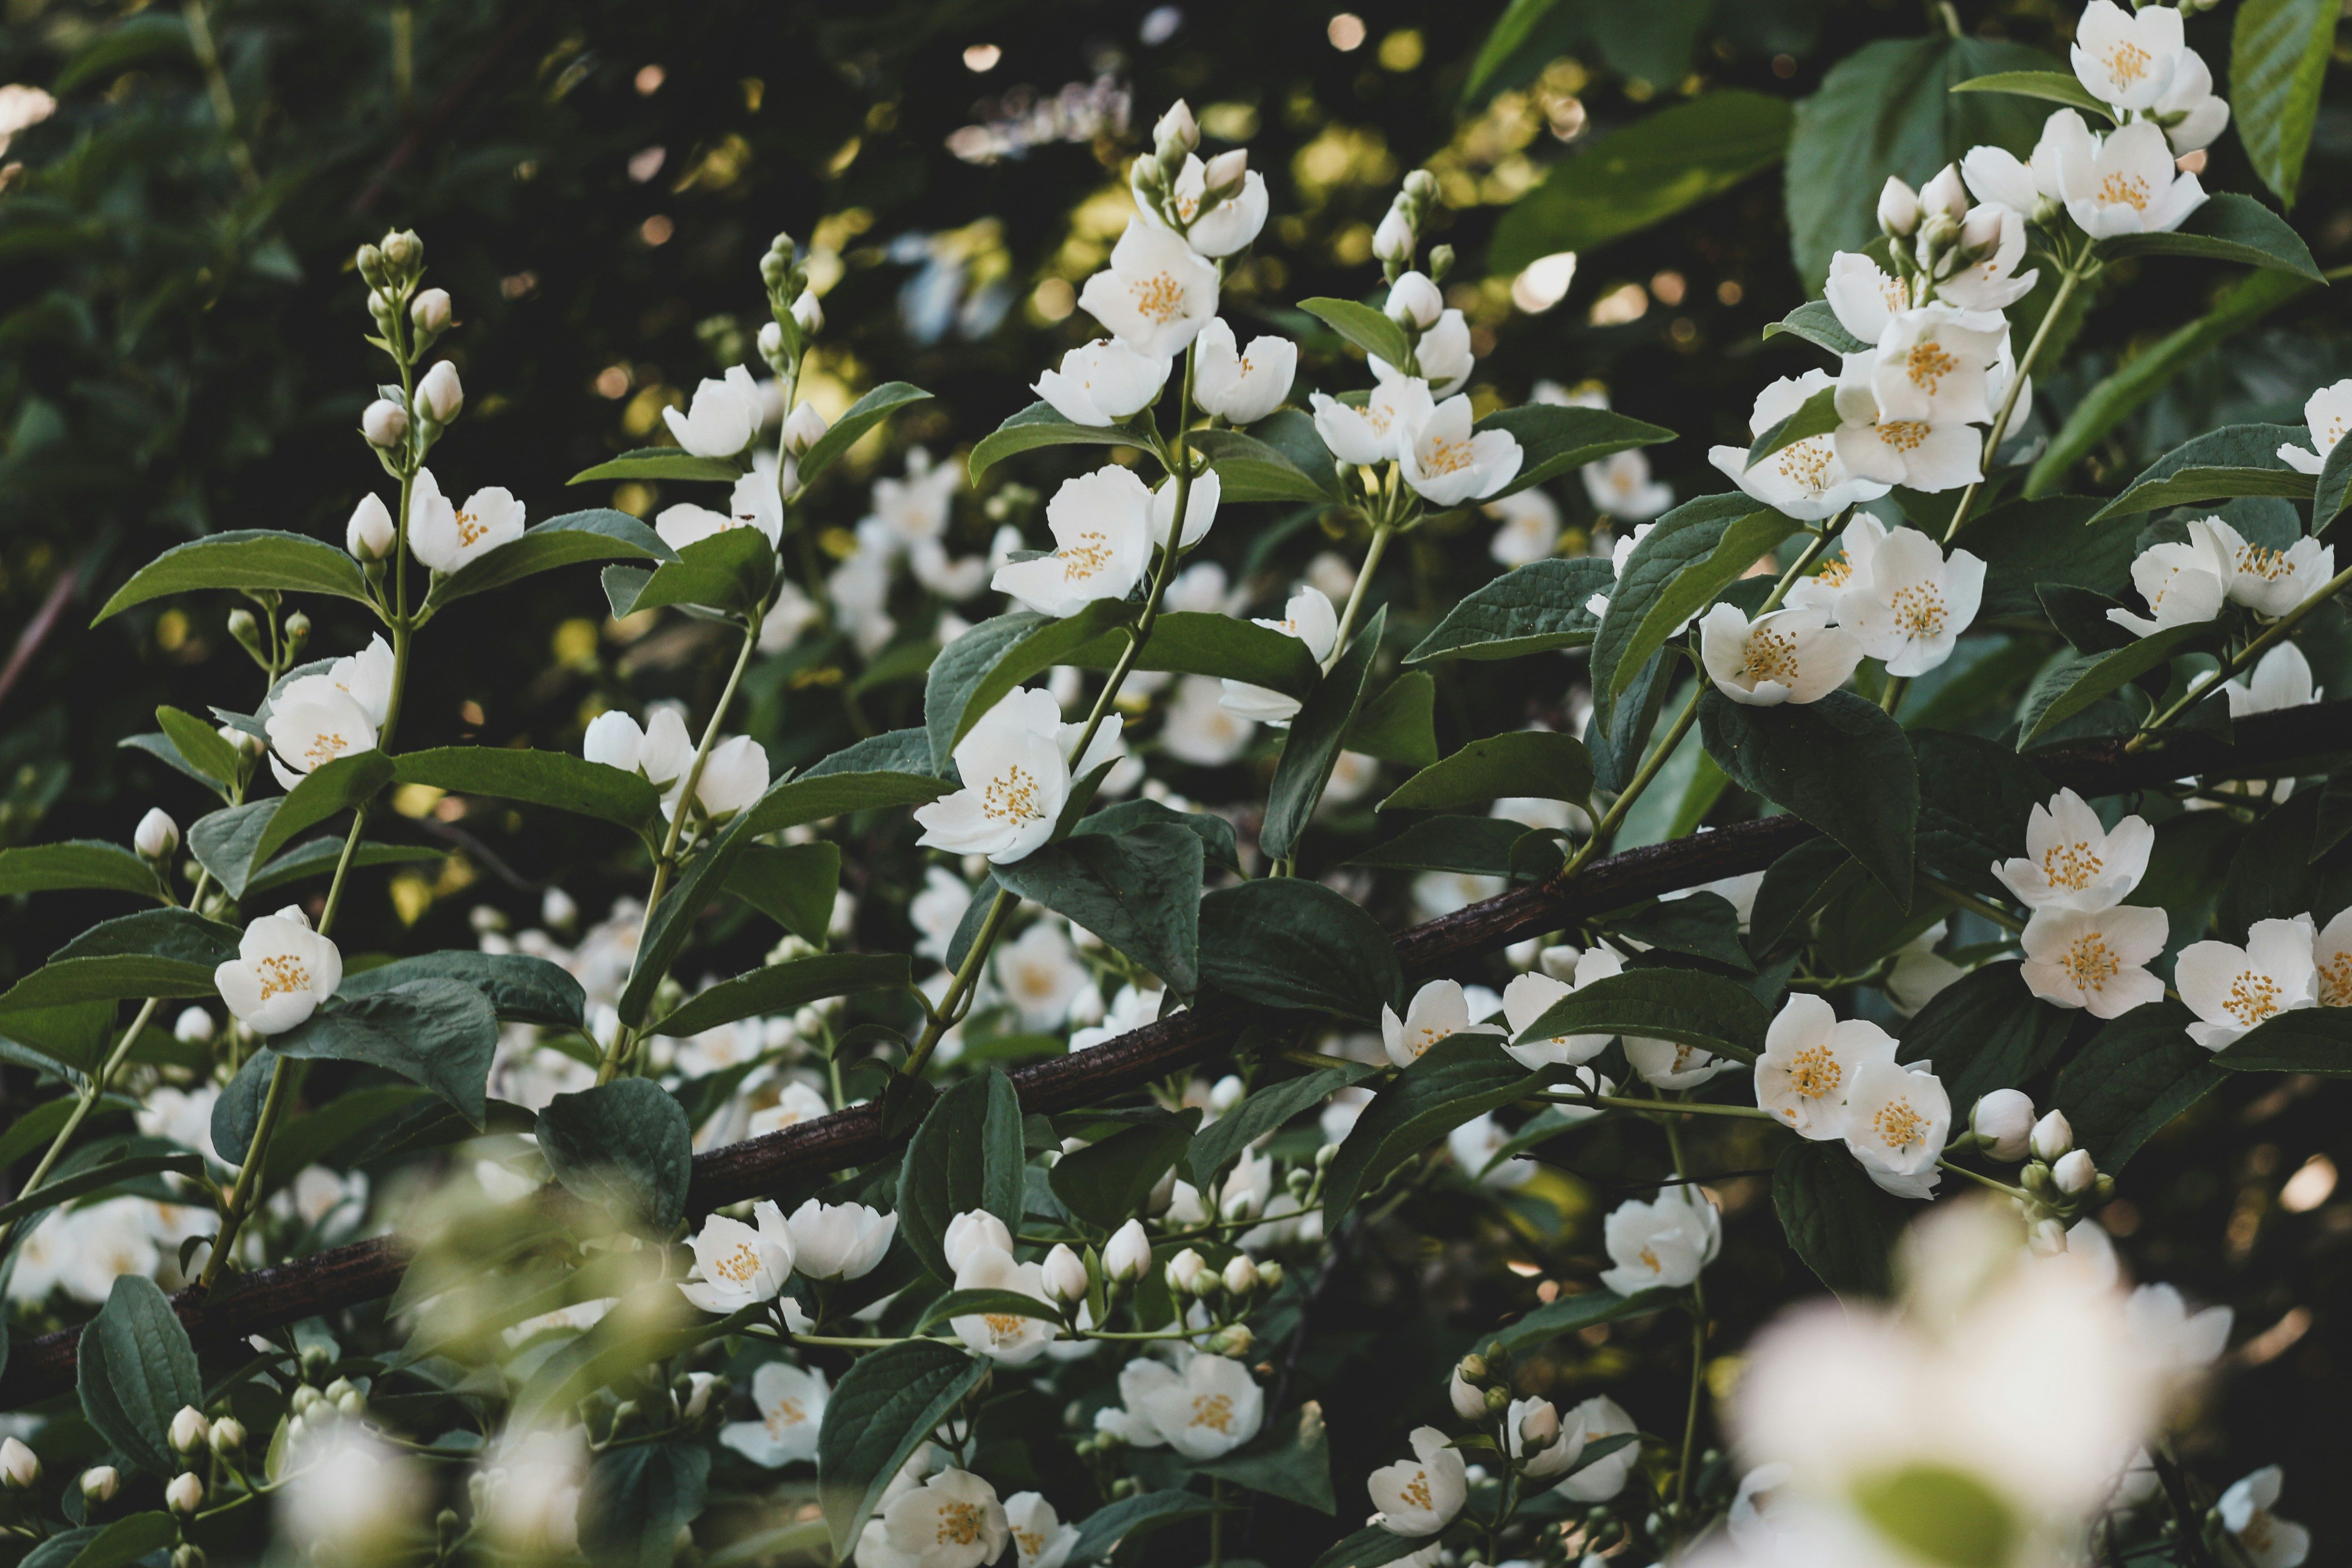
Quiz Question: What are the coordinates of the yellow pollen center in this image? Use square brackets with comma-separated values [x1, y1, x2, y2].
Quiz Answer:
[1787, 1045, 1842, 1101]
[1817, 557, 1853, 588]
[1191, 1393, 1235, 1433]
[2063, 933, 2122, 992]
[1131, 273, 1186, 324]
[2319, 952, 2352, 1008]
[1878, 420, 1932, 454]
[2224, 970, 2282, 1027]
[304, 731, 352, 767]
[455, 508, 489, 548]
[2241, 1512, 2275, 1551]
[1399, 1471, 1433, 1511]
[936, 1502, 985, 1546]
[764, 1398, 806, 1436]
[983, 1312, 1029, 1340]
[2042, 839, 2104, 891]
[712, 1242, 761, 1284]
[1014, 1528, 1045, 1558]
[983, 765, 1047, 825]
[1738, 627, 1801, 686]
[254, 953, 312, 1001]
[1421, 436, 1475, 475]
[2235, 544, 2290, 582]
[1774, 436, 1835, 493]
[1058, 529, 1116, 578]
[1889, 582, 1946, 640]
[2096, 172, 2151, 211]
[1638, 1246, 1661, 1272]
[2103, 40, 2151, 86]
[1905, 341, 1960, 394]
[1874, 1098, 1928, 1153]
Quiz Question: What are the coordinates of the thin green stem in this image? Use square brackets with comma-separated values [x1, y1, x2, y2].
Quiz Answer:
[1533, 1092, 1771, 1121]
[1936, 1156, 2030, 1201]
[1325, 519, 1392, 674]
[1943, 256, 2090, 547]
[1881, 674, 1909, 717]
[2129, 555, 2352, 750]
[1921, 872, 2025, 934]
[1565, 689, 1699, 874]
[0, 996, 162, 1255]
[1658, 1101, 1708, 1530]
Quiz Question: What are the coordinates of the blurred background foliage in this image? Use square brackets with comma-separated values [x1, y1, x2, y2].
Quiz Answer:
[1, 0, 2348, 1550]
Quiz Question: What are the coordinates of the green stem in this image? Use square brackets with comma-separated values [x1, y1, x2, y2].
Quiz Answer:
[1936, 1156, 2030, 1201]
[1659, 1102, 1707, 1531]
[1943, 256, 2090, 547]
[1881, 674, 1909, 717]
[2128, 554, 2352, 750]
[1533, 1092, 1771, 1121]
[1208, 1477, 1225, 1568]
[1921, 872, 2025, 934]
[1325, 518, 1392, 675]
[0, 996, 162, 1255]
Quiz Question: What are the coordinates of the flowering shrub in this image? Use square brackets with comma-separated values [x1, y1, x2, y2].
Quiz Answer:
[0, 5, 2347, 1568]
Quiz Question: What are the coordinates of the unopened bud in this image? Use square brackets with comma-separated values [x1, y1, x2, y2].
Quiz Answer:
[757, 319, 785, 367]
[355, 244, 388, 290]
[782, 400, 828, 456]
[172, 1547, 206, 1568]
[220, 725, 263, 760]
[1970, 1090, 2035, 1162]
[1484, 1385, 1511, 1416]
[1519, 1401, 1561, 1450]
[2053, 1148, 2098, 1195]
[790, 290, 823, 335]
[1401, 169, 1438, 204]
[336, 1389, 366, 1417]
[284, 611, 310, 656]
[2026, 1216, 2068, 1255]
[1449, 1372, 1485, 1420]
[411, 288, 452, 334]
[1207, 1325, 1252, 1357]
[1384, 270, 1443, 329]
[1256, 1259, 1283, 1291]
[1166, 1248, 1209, 1294]
[300, 1343, 332, 1377]
[362, 398, 408, 448]
[1043, 1244, 1089, 1304]
[379, 229, 421, 273]
[1201, 147, 1247, 195]
[1920, 163, 1969, 223]
[166, 1473, 205, 1515]
[136, 808, 180, 861]
[1208, 1075, 1245, 1113]
[680, 1372, 717, 1421]
[2030, 1110, 2073, 1163]
[1105, 1219, 1152, 1283]
[209, 1418, 245, 1459]
[1960, 203, 2004, 254]
[0, 1438, 39, 1489]
[1221, 1255, 1260, 1296]
[323, 1379, 354, 1404]
[1153, 100, 1199, 154]
[80, 1465, 118, 1504]
[418, 360, 464, 423]
[1877, 177, 1921, 237]
[1372, 207, 1415, 264]
[170, 1406, 211, 1456]
[175, 1006, 214, 1044]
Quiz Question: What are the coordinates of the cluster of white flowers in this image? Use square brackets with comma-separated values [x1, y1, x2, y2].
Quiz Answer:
[677, 1196, 895, 1316]
[583, 703, 770, 824]
[2109, 510, 2335, 639]
[2005, 789, 2171, 1020]
[264, 634, 394, 790]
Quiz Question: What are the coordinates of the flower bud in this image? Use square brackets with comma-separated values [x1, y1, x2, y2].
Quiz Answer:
[411, 288, 452, 333]
[379, 229, 421, 274]
[418, 360, 464, 423]
[355, 244, 388, 291]
[2053, 1148, 2098, 1195]
[210, 1418, 245, 1459]
[172, 1547, 206, 1568]
[2022, 1161, 2054, 1197]
[347, 493, 397, 561]
[790, 290, 823, 335]
[136, 807, 179, 861]
[284, 611, 310, 657]
[1166, 1248, 1209, 1294]
[1484, 1385, 1511, 1416]
[1207, 1325, 1252, 1357]
[1920, 163, 1969, 223]
[1970, 1089, 2035, 1162]
[80, 1465, 118, 1504]
[1208, 1074, 1245, 1113]
[323, 1378, 354, 1403]
[1384, 270, 1444, 329]
[2026, 1216, 2067, 1255]
[1153, 100, 1199, 154]
[1220, 1188, 1259, 1224]
[170, 1406, 211, 1456]
[1372, 207, 1416, 264]
[1105, 1219, 1152, 1283]
[1257, 1259, 1283, 1291]
[1201, 147, 1247, 195]
[0, 1437, 39, 1489]
[1221, 1255, 1260, 1296]
[1449, 1371, 1485, 1421]
[1519, 1400, 1561, 1451]
[166, 1473, 205, 1515]
[1043, 1244, 1089, 1304]
[337, 1389, 367, 1417]
[362, 397, 408, 448]
[174, 1005, 215, 1044]
[680, 1371, 716, 1421]
[782, 400, 829, 456]
[1959, 203, 2004, 254]
[2030, 1110, 2073, 1163]
[1877, 177, 1921, 237]
[757, 319, 786, 367]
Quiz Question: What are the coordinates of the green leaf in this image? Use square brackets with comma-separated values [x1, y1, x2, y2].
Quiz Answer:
[1773, 1141, 1905, 1296]
[1308, 1525, 1441, 1568]
[1072, 1490, 1225, 1564]
[581, 1443, 710, 1568]
[2016, 622, 2215, 746]
[912, 1288, 1066, 1334]
[1324, 1035, 1545, 1225]
[93, 530, 373, 622]
[1606, 893, 1754, 972]
[1078, 799, 1242, 876]
[2053, 1003, 2224, 1171]
[0, 1151, 204, 1231]
[245, 839, 441, 899]
[649, 953, 912, 1039]
[255, 750, 397, 869]
[1296, 297, 1412, 368]
[817, 1339, 990, 1554]
[1490, 90, 1793, 270]
[426, 509, 673, 608]
[1967, 497, 2137, 617]
[1198, 877, 1402, 1024]
[738, 769, 952, 834]
[1404, 558, 1617, 666]
[1743, 384, 1842, 470]
[1947, 69, 2114, 118]
[1050, 1109, 1200, 1232]
[2099, 192, 2326, 280]
[1193, 427, 1337, 504]
[0, 1002, 114, 1076]
[1852, 1465, 2020, 1568]
[0, 840, 160, 900]
[568, 448, 744, 485]
[1193, 1403, 1336, 1514]
[1347, 814, 1555, 877]
[1587, 492, 1767, 726]
[539, 1079, 693, 1238]
[1478, 404, 1676, 501]
[394, 746, 663, 830]
[1188, 1066, 1374, 1191]
[968, 402, 1146, 483]
[77, 1274, 203, 1475]
[2238, 0, 2341, 204]
[0, 908, 239, 1012]
[1262, 607, 1386, 862]
[725, 841, 842, 945]
[155, 705, 242, 785]
[2087, 421, 2315, 521]
[798, 382, 932, 486]
[805, 727, 938, 779]
[896, 1071, 1025, 1280]
[1380, 731, 1592, 813]
[1344, 671, 1438, 766]
[23, 1514, 177, 1568]
[1487, 1287, 1679, 1354]
[2215, 1005, 2352, 1075]
[1699, 689, 1919, 903]
[1784, 35, 2054, 287]
[1764, 299, 1871, 358]
[340, 950, 587, 1028]
[1512, 967, 1770, 1059]
[1911, 731, 2050, 898]
[55, 13, 190, 93]
[270, 980, 500, 1127]
[2026, 270, 2323, 498]
[1893, 962, 2073, 1105]
[604, 526, 776, 618]
[1463, 0, 1564, 104]
[994, 826, 1204, 995]
[187, 801, 277, 900]
[1061, 610, 1320, 698]
[926, 603, 1138, 769]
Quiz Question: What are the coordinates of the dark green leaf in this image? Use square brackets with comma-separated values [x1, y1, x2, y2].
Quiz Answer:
[254, 750, 396, 869]
[798, 382, 932, 486]
[1967, 497, 2135, 616]
[427, 509, 673, 607]
[1744, 384, 1841, 470]
[271, 980, 499, 1127]
[1606, 893, 1754, 972]
[244, 839, 441, 899]
[1404, 558, 1616, 665]
[993, 826, 1203, 995]
[2053, 1003, 2224, 1170]
[1051, 1110, 1200, 1231]
[968, 402, 1146, 483]
[1061, 610, 1320, 698]
[1488, 1287, 1678, 1353]
[340, 950, 586, 1028]
[926, 604, 1137, 770]
[1072, 1490, 1225, 1564]
[604, 526, 776, 617]
[1348, 814, 1558, 878]
[649, 953, 912, 1039]
[619, 804, 765, 1029]
[1588, 492, 1770, 727]
[1198, 879, 1403, 1023]
[0, 908, 239, 1012]
[1194, 427, 1337, 503]
[0, 1152, 204, 1231]
[187, 800, 277, 900]
[1077, 799, 1241, 876]
[1308, 1526, 1440, 1568]
[1913, 731, 2049, 897]
[1700, 689, 1918, 902]
[1512, 967, 1770, 1059]
[1296, 297, 1411, 367]
[1193, 1402, 1336, 1513]
[94, 530, 373, 622]
[725, 841, 843, 944]
[1479, 404, 1676, 501]
[1894, 962, 2073, 1105]
[1324, 1035, 1543, 1225]
[26, 1514, 176, 1568]
[568, 448, 744, 485]
[2215, 1006, 2352, 1076]
[816, 1340, 989, 1554]
[1380, 731, 1592, 813]
[804, 727, 938, 780]
[77, 1274, 203, 1475]
[395, 746, 662, 830]
[1342, 671, 1437, 766]
[897, 1071, 1026, 1280]
[1946, 69, 2112, 117]
[55, 13, 190, 93]
[0, 840, 160, 901]
[2016, 622, 2215, 746]
[1188, 1066, 1374, 1191]
[154, 706, 242, 785]
[1764, 299, 1870, 357]
[912, 1288, 1065, 1334]
[2087, 422, 2315, 521]
[1262, 607, 1386, 862]
[1773, 1141, 1905, 1295]
[2099, 192, 2325, 281]
[2234, 0, 2341, 205]
[739, 770, 952, 834]
[581, 1443, 710, 1568]
[539, 1080, 694, 1238]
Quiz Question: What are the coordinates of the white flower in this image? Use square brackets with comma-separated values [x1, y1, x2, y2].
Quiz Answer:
[1963, 117, 2071, 215]
[0, 83, 57, 146]
[2176, 915, 2318, 1050]
[406, 467, 524, 574]
[275, 1429, 428, 1558]
[1487, 488, 1561, 566]
[678, 1201, 794, 1313]
[867, 447, 961, 549]
[346, 493, 396, 560]
[1782, 514, 1886, 622]
[1499, 952, 1619, 1071]
[881, 1469, 1009, 1568]
[1221, 586, 1337, 725]
[1368, 1426, 1467, 1536]
[1624, 1034, 1740, 1090]
[1994, 789, 2155, 912]
[746, 1081, 832, 1138]
[950, 1244, 1058, 1366]
[264, 677, 378, 794]
[1710, 370, 1891, 521]
[1033, 338, 1171, 426]
[1837, 525, 1984, 676]
[784, 1198, 896, 1279]
[2225, 642, 2323, 738]
[2313, 906, 2352, 1012]
[2219, 1467, 2310, 1568]
[1104, 1219, 1153, 1282]
[993, 466, 1153, 618]
[1505, 1397, 1586, 1480]
[581, 706, 691, 787]
[1078, 218, 1220, 358]
[1151, 152, 1270, 257]
[1150, 466, 1220, 553]
[1725, 1462, 1796, 1552]
[1599, 1185, 1722, 1295]
[1042, 1243, 1088, 1303]
[1698, 603, 1862, 706]
[1448, 1114, 1531, 1188]
[2278, 378, 2352, 475]
[2071, 0, 2184, 113]
[1939, 202, 2040, 312]
[1888, 922, 1965, 1016]
[362, 398, 407, 447]
[1381, 979, 1503, 1068]
[1583, 449, 1673, 522]
[911, 867, 973, 964]
[1160, 673, 1255, 765]
[1070, 981, 1166, 1050]
[1130, 1352, 1264, 1459]
[2197, 513, 2335, 618]
[719, 1361, 828, 1466]
[1191, 318, 1297, 425]
[2021, 906, 2170, 1018]
[135, 807, 179, 860]
[1870, 305, 2003, 426]
[2107, 524, 2230, 638]
[663, 365, 760, 457]
[1553, 1395, 1637, 1500]
[666, 734, 768, 823]
[997, 920, 1091, 1030]
[1398, 394, 1522, 506]
[914, 688, 1110, 865]
[1374, 310, 1475, 400]
[758, 578, 823, 653]
[2049, 113, 2206, 237]
[942, 1210, 1015, 1274]
[1003, 1491, 1078, 1568]
[215, 907, 343, 1036]
[2125, 1282, 2232, 1382]
[1824, 251, 1910, 344]
[323, 635, 397, 729]
[1970, 1089, 2036, 1161]
[1171, 1147, 1274, 1225]
[2153, 47, 2230, 155]
[655, 467, 784, 552]
[1754, 993, 1897, 1139]
[1311, 378, 1435, 466]
[1832, 351, 1984, 496]
[1840, 1059, 1950, 1197]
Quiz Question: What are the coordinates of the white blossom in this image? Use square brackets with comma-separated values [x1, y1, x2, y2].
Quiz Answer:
[1486, 489, 1561, 567]
[264, 676, 378, 793]
[880, 1469, 1009, 1568]
[678, 1201, 794, 1313]
[1381, 979, 1503, 1068]
[2107, 523, 2230, 637]
[1624, 1034, 1740, 1090]
[719, 1361, 828, 1466]
[2151, 45, 2230, 155]
[910, 867, 973, 964]
[1159, 673, 1255, 765]
[996, 920, 1091, 1031]
[2022, 903, 2170, 1018]
[2219, 1467, 2310, 1568]
[784, 1198, 896, 1280]
[1838, 525, 1985, 675]
[1398, 393, 1522, 506]
[1004, 1492, 1079, 1568]
[1373, 309, 1475, 400]
[942, 1210, 1015, 1274]
[1078, 218, 1220, 358]
[1710, 369, 1891, 520]
[1147, 152, 1269, 257]
[214, 907, 343, 1036]
[2048, 112, 2206, 237]
[1553, 1395, 1638, 1500]
[1697, 603, 1862, 706]
[2277, 378, 2351, 475]
[1505, 1397, 1587, 1480]
[2176, 915, 2318, 1050]
[1840, 1059, 1950, 1199]
[666, 734, 768, 823]
[1498, 952, 1619, 1071]
[1832, 350, 1984, 496]
[1823, 251, 1908, 345]
[407, 467, 525, 574]
[662, 366, 761, 457]
[949, 1244, 1058, 1366]
[914, 688, 1121, 865]
[1782, 514, 1886, 622]
[1149, 466, 1220, 553]
[1938, 202, 2040, 312]
[1033, 338, 1171, 426]
[1869, 305, 2004, 426]
[1582, 449, 1673, 522]
[1599, 1185, 1721, 1295]
[1191, 318, 1297, 424]
[1368, 1426, 1467, 1536]
[1221, 586, 1337, 725]
[2198, 513, 2334, 617]
[1121, 1352, 1264, 1459]
[1994, 789, 2155, 912]
[1754, 993, 1897, 1139]
[1310, 378, 1434, 466]
[993, 466, 1153, 618]
[2071, 0, 2186, 113]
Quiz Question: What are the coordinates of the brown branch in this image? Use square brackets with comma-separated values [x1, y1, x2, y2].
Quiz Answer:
[0, 564, 81, 715]
[2, 701, 2346, 1407]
